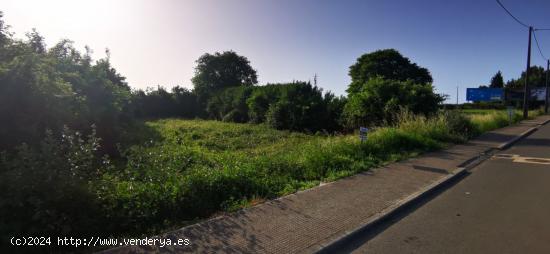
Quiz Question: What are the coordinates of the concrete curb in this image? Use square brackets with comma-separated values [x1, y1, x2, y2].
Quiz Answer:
[496, 117, 549, 150]
[316, 150, 492, 253]
[496, 127, 538, 150]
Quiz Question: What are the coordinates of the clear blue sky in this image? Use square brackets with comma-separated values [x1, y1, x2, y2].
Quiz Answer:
[3, 0, 550, 102]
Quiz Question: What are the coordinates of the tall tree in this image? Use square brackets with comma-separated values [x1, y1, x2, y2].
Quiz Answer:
[506, 66, 546, 89]
[343, 77, 444, 127]
[347, 49, 432, 94]
[191, 51, 257, 106]
[489, 71, 504, 88]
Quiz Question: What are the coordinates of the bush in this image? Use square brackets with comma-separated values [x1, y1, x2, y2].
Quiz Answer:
[247, 82, 341, 131]
[132, 86, 200, 119]
[442, 110, 477, 139]
[342, 77, 445, 128]
[206, 86, 252, 122]
[266, 100, 293, 130]
[0, 33, 133, 155]
[0, 127, 109, 240]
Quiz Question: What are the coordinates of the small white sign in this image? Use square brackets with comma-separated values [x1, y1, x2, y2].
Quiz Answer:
[359, 127, 368, 142]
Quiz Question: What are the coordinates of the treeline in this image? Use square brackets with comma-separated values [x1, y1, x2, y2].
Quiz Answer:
[132, 51, 347, 132]
[133, 86, 199, 119]
[134, 49, 443, 133]
[484, 67, 548, 89]
[136, 82, 346, 132]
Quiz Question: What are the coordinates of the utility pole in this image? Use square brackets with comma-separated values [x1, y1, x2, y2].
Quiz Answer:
[546, 59, 549, 114]
[456, 86, 459, 106]
[313, 73, 318, 87]
[523, 26, 533, 119]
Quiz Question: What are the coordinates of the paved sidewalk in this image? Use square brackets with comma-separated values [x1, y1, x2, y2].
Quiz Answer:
[105, 115, 550, 254]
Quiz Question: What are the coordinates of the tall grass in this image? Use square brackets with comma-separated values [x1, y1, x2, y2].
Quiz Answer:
[468, 108, 543, 134]
[88, 109, 547, 235]
[92, 111, 477, 235]
[2, 108, 545, 243]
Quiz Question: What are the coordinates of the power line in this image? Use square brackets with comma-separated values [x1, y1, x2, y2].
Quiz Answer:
[496, 0, 529, 28]
[496, 0, 550, 62]
[533, 30, 547, 61]
[495, 0, 550, 118]
[496, 0, 550, 30]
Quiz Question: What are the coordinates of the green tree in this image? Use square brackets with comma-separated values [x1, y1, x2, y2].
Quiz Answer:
[506, 66, 546, 89]
[489, 71, 504, 88]
[191, 51, 257, 107]
[0, 22, 132, 153]
[347, 49, 432, 94]
[342, 77, 445, 128]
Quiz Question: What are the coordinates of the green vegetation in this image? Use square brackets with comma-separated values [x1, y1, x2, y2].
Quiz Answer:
[343, 50, 444, 127]
[347, 49, 433, 94]
[489, 71, 504, 88]
[0, 12, 546, 251]
[466, 108, 543, 134]
[343, 77, 445, 127]
[506, 66, 547, 89]
[205, 81, 345, 132]
[192, 51, 258, 110]
[3, 109, 521, 242]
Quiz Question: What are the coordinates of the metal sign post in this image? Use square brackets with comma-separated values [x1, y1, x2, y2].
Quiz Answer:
[507, 106, 515, 125]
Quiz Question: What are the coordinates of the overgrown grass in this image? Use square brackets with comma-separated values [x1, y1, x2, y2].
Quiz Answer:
[467, 109, 543, 134]
[98, 108, 546, 236]
[2, 109, 546, 246]
[93, 111, 469, 236]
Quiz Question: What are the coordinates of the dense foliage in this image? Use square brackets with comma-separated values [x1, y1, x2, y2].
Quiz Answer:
[132, 86, 200, 119]
[0, 26, 132, 154]
[206, 85, 253, 122]
[506, 66, 547, 89]
[346, 49, 433, 95]
[490, 71, 504, 88]
[192, 51, 258, 107]
[0, 127, 110, 239]
[342, 50, 443, 128]
[342, 77, 445, 127]
[203, 82, 346, 132]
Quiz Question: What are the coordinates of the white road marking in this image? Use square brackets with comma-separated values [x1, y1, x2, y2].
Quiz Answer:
[492, 154, 550, 165]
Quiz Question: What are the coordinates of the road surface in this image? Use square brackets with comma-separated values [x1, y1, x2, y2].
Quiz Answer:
[341, 122, 550, 254]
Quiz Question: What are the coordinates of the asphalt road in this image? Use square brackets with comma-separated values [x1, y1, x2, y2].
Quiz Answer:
[341, 122, 550, 254]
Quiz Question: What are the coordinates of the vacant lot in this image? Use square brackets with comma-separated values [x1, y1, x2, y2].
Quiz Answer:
[2, 109, 542, 245]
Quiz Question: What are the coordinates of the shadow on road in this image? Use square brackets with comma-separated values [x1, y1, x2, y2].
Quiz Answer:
[317, 171, 471, 254]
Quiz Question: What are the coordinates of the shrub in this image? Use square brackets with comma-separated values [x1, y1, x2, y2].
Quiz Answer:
[206, 86, 252, 122]
[342, 77, 445, 128]
[248, 82, 339, 131]
[0, 32, 133, 155]
[132, 86, 200, 119]
[266, 100, 294, 130]
[0, 127, 108, 239]
[442, 110, 477, 139]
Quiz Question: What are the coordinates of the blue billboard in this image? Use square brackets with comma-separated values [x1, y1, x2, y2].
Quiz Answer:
[466, 88, 504, 101]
